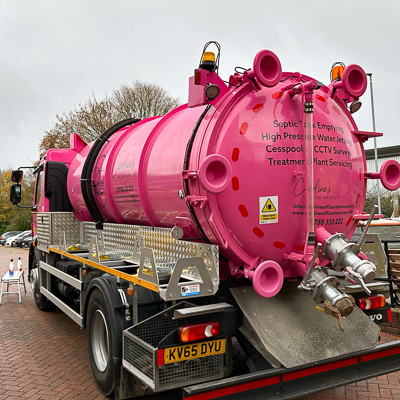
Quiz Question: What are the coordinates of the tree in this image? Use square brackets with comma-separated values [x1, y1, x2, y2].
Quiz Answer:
[39, 81, 180, 157]
[0, 169, 34, 233]
[363, 186, 398, 218]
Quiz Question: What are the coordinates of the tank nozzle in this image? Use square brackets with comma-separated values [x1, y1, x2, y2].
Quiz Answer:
[310, 268, 354, 316]
[315, 227, 376, 295]
[320, 232, 376, 285]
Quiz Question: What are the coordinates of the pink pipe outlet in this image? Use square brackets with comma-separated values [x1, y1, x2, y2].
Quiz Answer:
[249, 260, 284, 298]
[333, 64, 367, 98]
[246, 50, 282, 87]
[366, 160, 400, 191]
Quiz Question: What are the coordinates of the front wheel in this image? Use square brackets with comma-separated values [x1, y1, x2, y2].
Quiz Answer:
[87, 288, 119, 397]
[31, 254, 52, 310]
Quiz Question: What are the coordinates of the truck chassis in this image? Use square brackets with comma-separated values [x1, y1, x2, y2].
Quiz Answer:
[29, 211, 400, 399]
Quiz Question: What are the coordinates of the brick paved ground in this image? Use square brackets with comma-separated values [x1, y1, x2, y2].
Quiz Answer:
[1, 246, 400, 400]
[0, 247, 107, 400]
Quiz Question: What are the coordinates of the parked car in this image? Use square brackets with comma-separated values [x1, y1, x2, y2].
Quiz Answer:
[5, 231, 28, 247]
[20, 235, 33, 248]
[12, 231, 32, 247]
[0, 231, 22, 245]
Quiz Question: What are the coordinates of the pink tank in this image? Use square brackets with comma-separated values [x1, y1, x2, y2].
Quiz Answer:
[66, 49, 400, 298]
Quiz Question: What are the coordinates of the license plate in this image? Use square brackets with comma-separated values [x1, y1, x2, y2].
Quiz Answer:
[163, 339, 226, 364]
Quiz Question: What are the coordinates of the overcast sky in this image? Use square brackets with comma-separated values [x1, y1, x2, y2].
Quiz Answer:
[1, 0, 399, 169]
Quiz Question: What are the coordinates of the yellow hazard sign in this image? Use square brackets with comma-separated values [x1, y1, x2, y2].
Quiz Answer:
[259, 196, 278, 224]
[262, 198, 276, 213]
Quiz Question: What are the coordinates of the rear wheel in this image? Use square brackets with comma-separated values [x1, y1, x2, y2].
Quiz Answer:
[87, 288, 120, 397]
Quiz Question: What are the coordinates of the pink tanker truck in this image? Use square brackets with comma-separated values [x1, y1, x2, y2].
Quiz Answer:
[10, 42, 400, 399]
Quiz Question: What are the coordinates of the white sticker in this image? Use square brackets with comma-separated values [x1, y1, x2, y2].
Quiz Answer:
[259, 196, 278, 224]
[181, 284, 200, 297]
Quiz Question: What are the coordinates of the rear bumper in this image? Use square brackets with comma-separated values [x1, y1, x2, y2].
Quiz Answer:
[182, 340, 400, 400]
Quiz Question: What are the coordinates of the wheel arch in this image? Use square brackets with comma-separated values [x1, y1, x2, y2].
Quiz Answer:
[84, 275, 129, 361]
[28, 237, 38, 282]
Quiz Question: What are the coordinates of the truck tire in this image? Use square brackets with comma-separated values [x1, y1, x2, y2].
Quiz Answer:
[87, 288, 119, 397]
[30, 254, 52, 310]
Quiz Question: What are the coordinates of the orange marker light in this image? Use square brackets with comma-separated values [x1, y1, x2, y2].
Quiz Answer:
[127, 287, 133, 296]
[202, 51, 216, 62]
[331, 65, 344, 81]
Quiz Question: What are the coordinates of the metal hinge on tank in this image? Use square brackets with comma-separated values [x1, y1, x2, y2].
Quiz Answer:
[185, 195, 207, 208]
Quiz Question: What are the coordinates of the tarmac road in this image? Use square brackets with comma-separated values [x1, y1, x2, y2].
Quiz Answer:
[1, 246, 400, 400]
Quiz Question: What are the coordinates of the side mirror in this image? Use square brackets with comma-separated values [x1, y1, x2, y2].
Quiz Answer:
[10, 184, 22, 205]
[11, 170, 23, 183]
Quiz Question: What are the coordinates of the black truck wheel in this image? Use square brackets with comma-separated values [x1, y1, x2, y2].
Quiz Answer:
[31, 254, 52, 310]
[87, 287, 120, 397]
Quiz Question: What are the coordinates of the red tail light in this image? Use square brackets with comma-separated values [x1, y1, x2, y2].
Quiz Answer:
[195, 69, 201, 85]
[358, 294, 386, 310]
[179, 322, 220, 343]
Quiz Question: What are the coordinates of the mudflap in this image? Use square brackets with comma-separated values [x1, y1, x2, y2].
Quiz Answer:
[231, 282, 380, 368]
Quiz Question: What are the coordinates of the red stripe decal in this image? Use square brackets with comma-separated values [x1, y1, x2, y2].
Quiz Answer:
[283, 358, 358, 381]
[253, 227, 264, 238]
[240, 122, 248, 135]
[360, 347, 400, 363]
[252, 103, 264, 113]
[272, 91, 282, 99]
[239, 205, 249, 218]
[184, 376, 280, 400]
[157, 349, 164, 366]
[232, 148, 240, 162]
[232, 177, 239, 191]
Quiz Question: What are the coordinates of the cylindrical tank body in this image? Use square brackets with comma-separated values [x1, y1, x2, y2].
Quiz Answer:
[66, 57, 387, 290]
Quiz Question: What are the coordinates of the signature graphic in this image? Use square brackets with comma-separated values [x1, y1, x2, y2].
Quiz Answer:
[293, 177, 332, 197]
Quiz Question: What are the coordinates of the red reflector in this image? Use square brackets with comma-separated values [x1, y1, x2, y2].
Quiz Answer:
[358, 294, 386, 310]
[388, 308, 392, 323]
[179, 322, 220, 343]
[360, 347, 400, 362]
[157, 349, 164, 366]
[184, 376, 280, 400]
[283, 358, 358, 381]
[195, 69, 201, 85]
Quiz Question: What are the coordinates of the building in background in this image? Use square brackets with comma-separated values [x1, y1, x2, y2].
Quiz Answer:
[365, 146, 400, 217]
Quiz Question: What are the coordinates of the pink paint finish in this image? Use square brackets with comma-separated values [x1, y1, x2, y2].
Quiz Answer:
[58, 49, 398, 298]
[70, 133, 87, 153]
[365, 159, 400, 191]
[249, 260, 284, 298]
[331, 64, 367, 99]
[188, 69, 230, 108]
[198, 154, 232, 194]
[247, 50, 282, 87]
